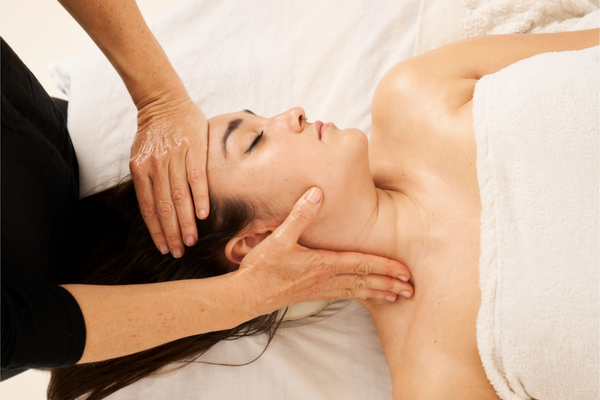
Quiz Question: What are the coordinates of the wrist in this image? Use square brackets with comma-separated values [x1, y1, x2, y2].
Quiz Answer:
[129, 68, 190, 113]
[224, 269, 271, 321]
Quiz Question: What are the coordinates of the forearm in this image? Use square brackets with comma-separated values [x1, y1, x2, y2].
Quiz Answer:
[62, 274, 251, 364]
[57, 0, 187, 108]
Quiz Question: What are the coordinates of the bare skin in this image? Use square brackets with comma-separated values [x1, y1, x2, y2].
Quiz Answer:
[360, 29, 599, 399]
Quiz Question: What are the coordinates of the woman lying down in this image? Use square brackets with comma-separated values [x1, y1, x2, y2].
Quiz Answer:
[50, 29, 599, 400]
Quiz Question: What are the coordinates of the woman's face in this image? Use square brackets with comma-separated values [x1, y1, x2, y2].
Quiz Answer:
[207, 107, 371, 243]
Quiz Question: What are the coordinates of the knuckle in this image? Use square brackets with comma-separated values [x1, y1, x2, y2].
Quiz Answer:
[180, 220, 196, 231]
[150, 152, 163, 166]
[165, 232, 181, 243]
[129, 160, 140, 173]
[129, 166, 144, 181]
[188, 168, 205, 184]
[156, 200, 174, 218]
[340, 289, 354, 298]
[353, 276, 367, 290]
[291, 206, 313, 223]
[356, 258, 370, 275]
[140, 204, 157, 219]
[150, 231, 164, 241]
[172, 187, 187, 203]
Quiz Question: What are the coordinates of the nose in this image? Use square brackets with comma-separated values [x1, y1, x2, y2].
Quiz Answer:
[274, 106, 306, 133]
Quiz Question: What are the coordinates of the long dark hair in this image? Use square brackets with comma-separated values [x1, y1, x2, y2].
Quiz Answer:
[47, 179, 282, 400]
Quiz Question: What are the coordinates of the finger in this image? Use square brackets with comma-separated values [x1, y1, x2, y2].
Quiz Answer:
[353, 290, 404, 302]
[187, 129, 210, 220]
[272, 187, 323, 244]
[321, 251, 411, 282]
[314, 275, 412, 302]
[342, 274, 413, 298]
[131, 171, 169, 255]
[153, 166, 185, 258]
[169, 158, 199, 247]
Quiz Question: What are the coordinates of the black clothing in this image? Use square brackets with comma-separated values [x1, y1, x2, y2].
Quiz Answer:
[1, 38, 86, 377]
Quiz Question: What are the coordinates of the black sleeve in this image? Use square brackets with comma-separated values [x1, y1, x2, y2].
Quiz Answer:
[1, 37, 86, 372]
[1, 285, 86, 369]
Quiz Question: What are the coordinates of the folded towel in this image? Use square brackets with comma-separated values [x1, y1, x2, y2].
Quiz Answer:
[461, 0, 598, 38]
[414, 0, 598, 55]
[474, 46, 599, 400]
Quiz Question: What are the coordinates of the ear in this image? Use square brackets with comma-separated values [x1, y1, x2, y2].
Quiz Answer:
[225, 226, 273, 265]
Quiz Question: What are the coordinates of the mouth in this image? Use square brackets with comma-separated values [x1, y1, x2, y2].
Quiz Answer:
[314, 120, 323, 140]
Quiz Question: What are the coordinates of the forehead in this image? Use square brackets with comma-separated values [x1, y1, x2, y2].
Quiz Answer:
[208, 110, 256, 127]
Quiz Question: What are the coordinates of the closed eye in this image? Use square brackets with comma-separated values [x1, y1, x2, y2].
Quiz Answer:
[245, 131, 264, 154]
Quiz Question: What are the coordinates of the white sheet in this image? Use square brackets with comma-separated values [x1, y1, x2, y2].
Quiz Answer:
[106, 299, 394, 400]
[474, 43, 599, 400]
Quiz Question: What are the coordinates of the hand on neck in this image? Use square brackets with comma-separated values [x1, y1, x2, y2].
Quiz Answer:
[298, 182, 434, 281]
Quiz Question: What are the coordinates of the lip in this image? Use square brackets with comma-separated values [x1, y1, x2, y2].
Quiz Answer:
[314, 120, 323, 140]
[321, 122, 332, 137]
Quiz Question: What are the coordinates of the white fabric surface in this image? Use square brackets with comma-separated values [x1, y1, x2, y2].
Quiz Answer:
[414, 0, 598, 55]
[106, 299, 392, 400]
[473, 43, 599, 400]
[48, 1, 421, 398]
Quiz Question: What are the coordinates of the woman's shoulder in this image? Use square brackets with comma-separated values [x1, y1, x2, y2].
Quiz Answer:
[369, 56, 479, 197]
[372, 55, 476, 129]
[370, 57, 476, 169]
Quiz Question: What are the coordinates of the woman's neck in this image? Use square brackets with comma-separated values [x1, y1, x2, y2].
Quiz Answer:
[358, 188, 437, 273]
[301, 183, 440, 281]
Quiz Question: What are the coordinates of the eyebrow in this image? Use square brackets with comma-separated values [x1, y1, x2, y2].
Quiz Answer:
[221, 110, 257, 157]
[222, 118, 243, 157]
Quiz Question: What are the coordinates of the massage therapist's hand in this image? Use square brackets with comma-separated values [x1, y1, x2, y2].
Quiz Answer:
[235, 187, 414, 318]
[130, 93, 209, 258]
[57, 0, 209, 259]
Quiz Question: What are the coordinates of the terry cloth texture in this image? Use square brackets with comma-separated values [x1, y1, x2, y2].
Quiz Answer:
[474, 45, 599, 400]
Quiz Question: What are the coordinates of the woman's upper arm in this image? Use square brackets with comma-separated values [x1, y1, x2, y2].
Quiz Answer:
[377, 29, 599, 116]
[415, 29, 599, 82]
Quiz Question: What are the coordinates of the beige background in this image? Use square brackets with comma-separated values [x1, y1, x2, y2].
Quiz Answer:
[0, 1, 182, 398]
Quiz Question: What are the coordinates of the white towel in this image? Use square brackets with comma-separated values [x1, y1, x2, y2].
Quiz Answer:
[473, 45, 599, 400]
[414, 0, 598, 55]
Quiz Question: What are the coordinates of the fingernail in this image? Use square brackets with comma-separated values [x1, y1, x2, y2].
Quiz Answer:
[398, 275, 409, 282]
[158, 245, 169, 255]
[385, 295, 396, 302]
[401, 291, 411, 298]
[305, 188, 321, 204]
[172, 248, 183, 258]
[199, 209, 208, 219]
[185, 236, 196, 246]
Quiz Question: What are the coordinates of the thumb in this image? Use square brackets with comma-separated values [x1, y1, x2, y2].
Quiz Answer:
[273, 187, 323, 244]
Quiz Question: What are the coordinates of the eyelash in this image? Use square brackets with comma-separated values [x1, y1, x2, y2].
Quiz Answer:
[245, 131, 264, 154]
